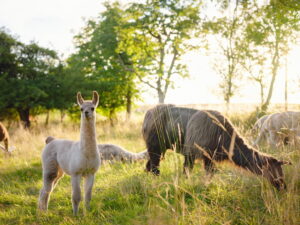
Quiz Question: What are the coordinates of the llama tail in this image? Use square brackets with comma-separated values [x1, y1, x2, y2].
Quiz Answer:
[45, 136, 55, 144]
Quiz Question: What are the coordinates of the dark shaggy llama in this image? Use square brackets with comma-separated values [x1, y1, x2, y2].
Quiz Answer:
[142, 104, 198, 175]
[0, 122, 10, 153]
[142, 105, 291, 190]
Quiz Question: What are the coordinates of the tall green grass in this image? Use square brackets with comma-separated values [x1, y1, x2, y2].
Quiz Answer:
[0, 109, 299, 225]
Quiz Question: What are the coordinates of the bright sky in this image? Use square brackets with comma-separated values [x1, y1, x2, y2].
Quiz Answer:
[0, 0, 299, 106]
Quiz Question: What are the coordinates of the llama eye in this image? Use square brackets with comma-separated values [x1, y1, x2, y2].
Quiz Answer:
[80, 108, 83, 111]
[91, 107, 94, 111]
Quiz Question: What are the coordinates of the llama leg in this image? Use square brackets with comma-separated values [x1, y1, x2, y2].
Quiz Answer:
[283, 135, 289, 145]
[53, 168, 64, 190]
[4, 139, 11, 156]
[146, 147, 161, 175]
[4, 139, 9, 152]
[84, 174, 95, 210]
[253, 130, 264, 147]
[183, 153, 195, 176]
[38, 168, 58, 211]
[203, 156, 216, 177]
[71, 175, 82, 215]
[269, 131, 279, 148]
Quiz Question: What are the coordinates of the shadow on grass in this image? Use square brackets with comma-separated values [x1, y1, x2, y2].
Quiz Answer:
[0, 161, 42, 185]
[0, 162, 42, 207]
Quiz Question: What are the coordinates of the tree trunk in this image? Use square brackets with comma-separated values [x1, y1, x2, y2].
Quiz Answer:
[261, 49, 279, 112]
[225, 98, 230, 114]
[109, 109, 115, 127]
[17, 108, 31, 128]
[259, 81, 264, 107]
[158, 89, 165, 104]
[261, 27, 281, 112]
[60, 110, 66, 123]
[45, 110, 50, 126]
[284, 55, 288, 111]
[126, 89, 132, 120]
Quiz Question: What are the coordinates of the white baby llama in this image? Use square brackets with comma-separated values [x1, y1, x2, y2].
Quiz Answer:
[38, 91, 100, 215]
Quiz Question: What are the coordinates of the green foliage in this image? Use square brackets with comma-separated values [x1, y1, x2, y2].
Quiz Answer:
[203, 0, 300, 108]
[120, 0, 201, 103]
[69, 2, 140, 120]
[203, 1, 247, 105]
[0, 28, 19, 79]
[0, 29, 82, 127]
[243, 0, 300, 111]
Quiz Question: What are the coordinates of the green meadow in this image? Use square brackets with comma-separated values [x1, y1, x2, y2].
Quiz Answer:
[0, 107, 299, 225]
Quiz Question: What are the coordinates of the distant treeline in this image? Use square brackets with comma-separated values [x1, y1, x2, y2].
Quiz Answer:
[0, 0, 299, 127]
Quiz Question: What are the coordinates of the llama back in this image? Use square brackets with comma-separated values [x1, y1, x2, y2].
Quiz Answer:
[184, 110, 228, 160]
[184, 110, 252, 162]
[42, 139, 82, 175]
[142, 104, 175, 141]
[267, 111, 300, 130]
[185, 110, 272, 172]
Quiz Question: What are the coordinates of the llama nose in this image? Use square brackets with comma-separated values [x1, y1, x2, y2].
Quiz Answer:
[85, 111, 89, 117]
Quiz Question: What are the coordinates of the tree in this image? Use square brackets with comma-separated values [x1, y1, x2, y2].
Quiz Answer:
[240, 40, 268, 107]
[70, 2, 140, 123]
[203, 0, 247, 109]
[120, 0, 201, 103]
[0, 29, 61, 127]
[0, 28, 20, 121]
[245, 0, 300, 112]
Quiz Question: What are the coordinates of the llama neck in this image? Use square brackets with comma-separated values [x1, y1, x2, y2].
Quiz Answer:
[231, 140, 266, 175]
[80, 117, 97, 156]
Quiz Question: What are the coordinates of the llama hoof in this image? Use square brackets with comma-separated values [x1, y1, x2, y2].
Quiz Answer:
[151, 168, 160, 176]
[38, 205, 47, 212]
[85, 203, 91, 211]
[184, 171, 191, 178]
[73, 210, 79, 216]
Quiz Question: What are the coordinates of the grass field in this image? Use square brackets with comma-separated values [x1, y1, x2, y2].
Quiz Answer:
[0, 106, 299, 225]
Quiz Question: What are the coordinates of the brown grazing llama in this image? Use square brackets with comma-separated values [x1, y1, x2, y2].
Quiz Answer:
[183, 110, 291, 190]
[0, 122, 10, 153]
[142, 105, 291, 190]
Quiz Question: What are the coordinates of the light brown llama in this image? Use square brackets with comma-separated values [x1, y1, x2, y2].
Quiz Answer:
[254, 111, 300, 148]
[0, 122, 10, 153]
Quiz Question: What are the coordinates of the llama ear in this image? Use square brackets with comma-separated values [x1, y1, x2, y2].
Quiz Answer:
[77, 92, 84, 106]
[92, 91, 99, 107]
[279, 160, 292, 166]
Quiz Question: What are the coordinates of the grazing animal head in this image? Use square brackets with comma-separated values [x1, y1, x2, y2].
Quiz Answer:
[262, 158, 291, 190]
[77, 91, 99, 120]
[45, 136, 55, 144]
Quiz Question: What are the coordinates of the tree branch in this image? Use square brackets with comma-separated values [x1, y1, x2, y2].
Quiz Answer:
[117, 53, 157, 90]
[138, 75, 157, 90]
